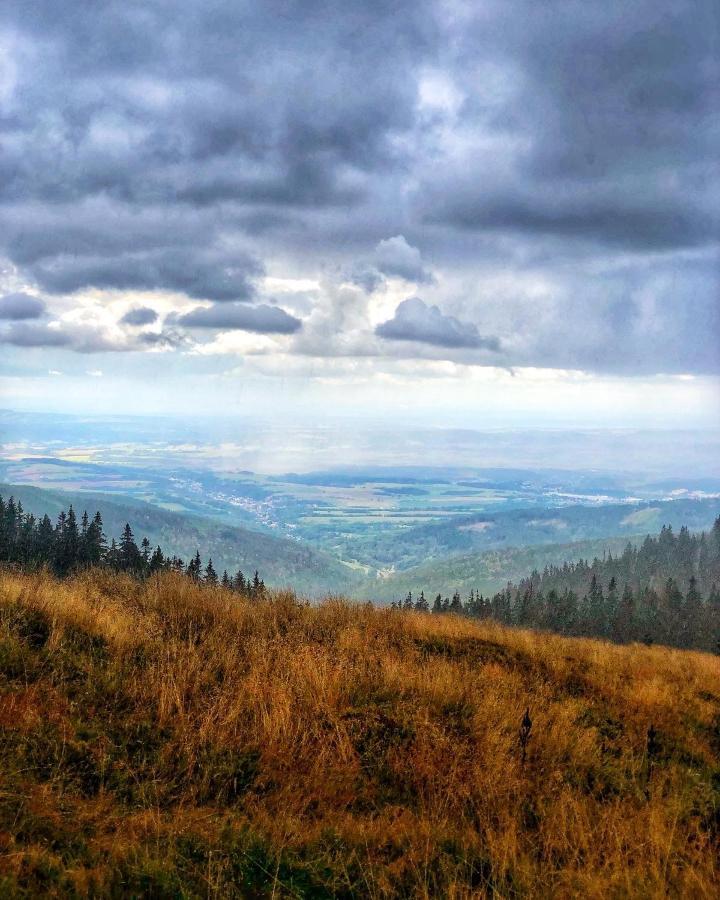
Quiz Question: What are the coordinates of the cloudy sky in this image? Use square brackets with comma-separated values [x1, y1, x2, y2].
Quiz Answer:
[0, 0, 718, 427]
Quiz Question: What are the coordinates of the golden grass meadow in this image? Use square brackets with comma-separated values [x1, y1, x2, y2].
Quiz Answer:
[0, 569, 718, 898]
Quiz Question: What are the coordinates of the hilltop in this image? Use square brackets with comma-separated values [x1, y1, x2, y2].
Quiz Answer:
[0, 569, 718, 897]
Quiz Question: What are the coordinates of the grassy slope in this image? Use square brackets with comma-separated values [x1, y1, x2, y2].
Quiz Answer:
[0, 570, 718, 897]
[0, 482, 356, 595]
[359, 534, 646, 602]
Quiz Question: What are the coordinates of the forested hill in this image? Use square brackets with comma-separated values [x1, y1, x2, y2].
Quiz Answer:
[518, 520, 720, 601]
[0, 484, 355, 595]
[394, 518, 720, 653]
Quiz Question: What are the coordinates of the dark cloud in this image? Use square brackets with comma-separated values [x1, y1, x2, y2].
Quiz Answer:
[424, 190, 716, 251]
[0, 0, 435, 301]
[0, 321, 157, 353]
[120, 306, 158, 326]
[376, 298, 500, 350]
[0, 0, 716, 374]
[0, 293, 47, 320]
[419, 0, 718, 251]
[178, 303, 302, 334]
[0, 323, 73, 348]
[29, 249, 261, 301]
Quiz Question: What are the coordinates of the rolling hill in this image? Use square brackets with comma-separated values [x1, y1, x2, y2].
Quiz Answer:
[358, 534, 647, 602]
[0, 483, 357, 595]
[364, 498, 720, 570]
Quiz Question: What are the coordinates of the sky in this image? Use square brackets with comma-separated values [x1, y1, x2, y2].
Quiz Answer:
[0, 0, 718, 428]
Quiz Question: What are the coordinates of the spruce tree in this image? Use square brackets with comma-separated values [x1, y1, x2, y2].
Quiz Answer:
[187, 550, 202, 580]
[85, 512, 106, 566]
[586, 574, 606, 636]
[36, 514, 54, 565]
[149, 546, 166, 573]
[251, 570, 262, 598]
[204, 558, 218, 585]
[119, 523, 142, 573]
[65, 506, 80, 563]
[233, 570, 247, 594]
[683, 576, 702, 648]
[78, 511, 90, 567]
[606, 577, 619, 627]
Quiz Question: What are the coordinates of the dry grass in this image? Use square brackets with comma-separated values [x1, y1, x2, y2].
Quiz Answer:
[0, 568, 718, 898]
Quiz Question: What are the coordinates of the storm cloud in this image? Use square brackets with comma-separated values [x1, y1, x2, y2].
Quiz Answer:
[0, 293, 47, 320]
[0, 0, 716, 375]
[178, 303, 302, 334]
[0, 323, 73, 348]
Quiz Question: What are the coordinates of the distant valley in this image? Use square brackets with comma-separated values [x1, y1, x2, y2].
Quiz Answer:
[2, 466, 718, 601]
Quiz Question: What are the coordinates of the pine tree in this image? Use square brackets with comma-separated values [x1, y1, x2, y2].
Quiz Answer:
[119, 523, 142, 573]
[517, 584, 537, 625]
[187, 550, 202, 580]
[1, 498, 19, 562]
[586, 574, 606, 636]
[613, 584, 636, 642]
[251, 570, 262, 599]
[0, 495, 6, 561]
[233, 570, 247, 594]
[204, 558, 218, 585]
[432, 594, 442, 613]
[683, 576, 702, 648]
[65, 506, 80, 567]
[85, 512, 107, 566]
[106, 538, 120, 569]
[662, 577, 684, 644]
[474, 592, 488, 618]
[36, 514, 54, 566]
[149, 546, 165, 572]
[709, 584, 720, 654]
[78, 510, 90, 566]
[606, 576, 619, 626]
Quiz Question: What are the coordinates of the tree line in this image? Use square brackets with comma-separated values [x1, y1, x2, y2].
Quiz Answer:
[0, 494, 266, 598]
[393, 517, 720, 653]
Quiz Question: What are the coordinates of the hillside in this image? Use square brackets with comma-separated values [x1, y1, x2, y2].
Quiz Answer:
[358, 534, 646, 602]
[379, 519, 720, 653]
[0, 569, 718, 897]
[0, 483, 356, 595]
[367, 498, 720, 571]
